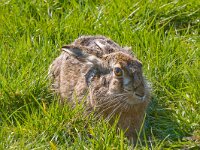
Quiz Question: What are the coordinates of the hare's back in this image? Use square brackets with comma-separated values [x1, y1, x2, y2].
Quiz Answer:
[49, 51, 88, 100]
[72, 35, 124, 55]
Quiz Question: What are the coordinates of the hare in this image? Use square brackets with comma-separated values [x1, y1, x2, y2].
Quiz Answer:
[48, 35, 151, 141]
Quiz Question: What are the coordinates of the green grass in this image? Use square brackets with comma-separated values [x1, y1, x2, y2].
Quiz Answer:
[0, 0, 199, 149]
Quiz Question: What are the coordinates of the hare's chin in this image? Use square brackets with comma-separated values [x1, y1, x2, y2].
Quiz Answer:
[126, 93, 146, 105]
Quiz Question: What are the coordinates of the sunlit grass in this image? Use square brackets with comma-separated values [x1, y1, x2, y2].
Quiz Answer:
[0, 0, 199, 149]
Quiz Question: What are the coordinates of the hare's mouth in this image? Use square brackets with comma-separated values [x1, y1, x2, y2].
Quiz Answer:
[134, 92, 146, 100]
[126, 92, 146, 105]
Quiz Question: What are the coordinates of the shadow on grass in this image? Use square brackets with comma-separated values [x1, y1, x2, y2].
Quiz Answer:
[0, 82, 54, 124]
[145, 96, 187, 145]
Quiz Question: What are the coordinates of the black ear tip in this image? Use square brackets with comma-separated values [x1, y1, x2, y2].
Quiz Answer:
[62, 45, 70, 49]
[62, 45, 76, 50]
[62, 45, 84, 57]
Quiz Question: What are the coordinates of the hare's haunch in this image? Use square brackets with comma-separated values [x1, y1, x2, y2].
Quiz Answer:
[49, 35, 151, 140]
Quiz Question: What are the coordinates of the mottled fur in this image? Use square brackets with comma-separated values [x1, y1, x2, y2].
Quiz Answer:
[48, 35, 151, 141]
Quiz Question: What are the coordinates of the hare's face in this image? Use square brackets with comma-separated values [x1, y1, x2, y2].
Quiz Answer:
[107, 62, 145, 105]
[62, 46, 148, 108]
[96, 53, 146, 105]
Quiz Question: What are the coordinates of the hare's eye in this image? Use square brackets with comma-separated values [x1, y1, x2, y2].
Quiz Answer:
[114, 67, 123, 76]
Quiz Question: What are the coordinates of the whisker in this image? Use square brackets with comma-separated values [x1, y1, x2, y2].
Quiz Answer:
[92, 90, 132, 120]
[121, 100, 128, 112]
[95, 98, 117, 108]
[95, 95, 125, 108]
[123, 89, 133, 94]
[105, 103, 122, 121]
[97, 100, 121, 116]
[123, 98, 131, 111]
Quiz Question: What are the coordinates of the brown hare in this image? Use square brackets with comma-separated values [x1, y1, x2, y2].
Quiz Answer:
[48, 35, 151, 141]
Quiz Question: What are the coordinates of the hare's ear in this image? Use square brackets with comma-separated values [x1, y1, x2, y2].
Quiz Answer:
[62, 45, 102, 65]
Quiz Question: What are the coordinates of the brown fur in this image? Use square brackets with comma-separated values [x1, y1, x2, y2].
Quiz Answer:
[48, 35, 151, 141]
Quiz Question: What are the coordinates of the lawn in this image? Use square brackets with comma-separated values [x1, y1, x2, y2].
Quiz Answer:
[0, 0, 199, 149]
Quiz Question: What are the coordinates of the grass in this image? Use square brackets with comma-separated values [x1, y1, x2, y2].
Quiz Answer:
[0, 0, 199, 149]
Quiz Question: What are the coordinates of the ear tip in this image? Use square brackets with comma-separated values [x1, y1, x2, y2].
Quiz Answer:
[61, 45, 85, 58]
[62, 45, 71, 49]
[61, 47, 69, 52]
[61, 45, 75, 52]
[61, 45, 73, 54]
